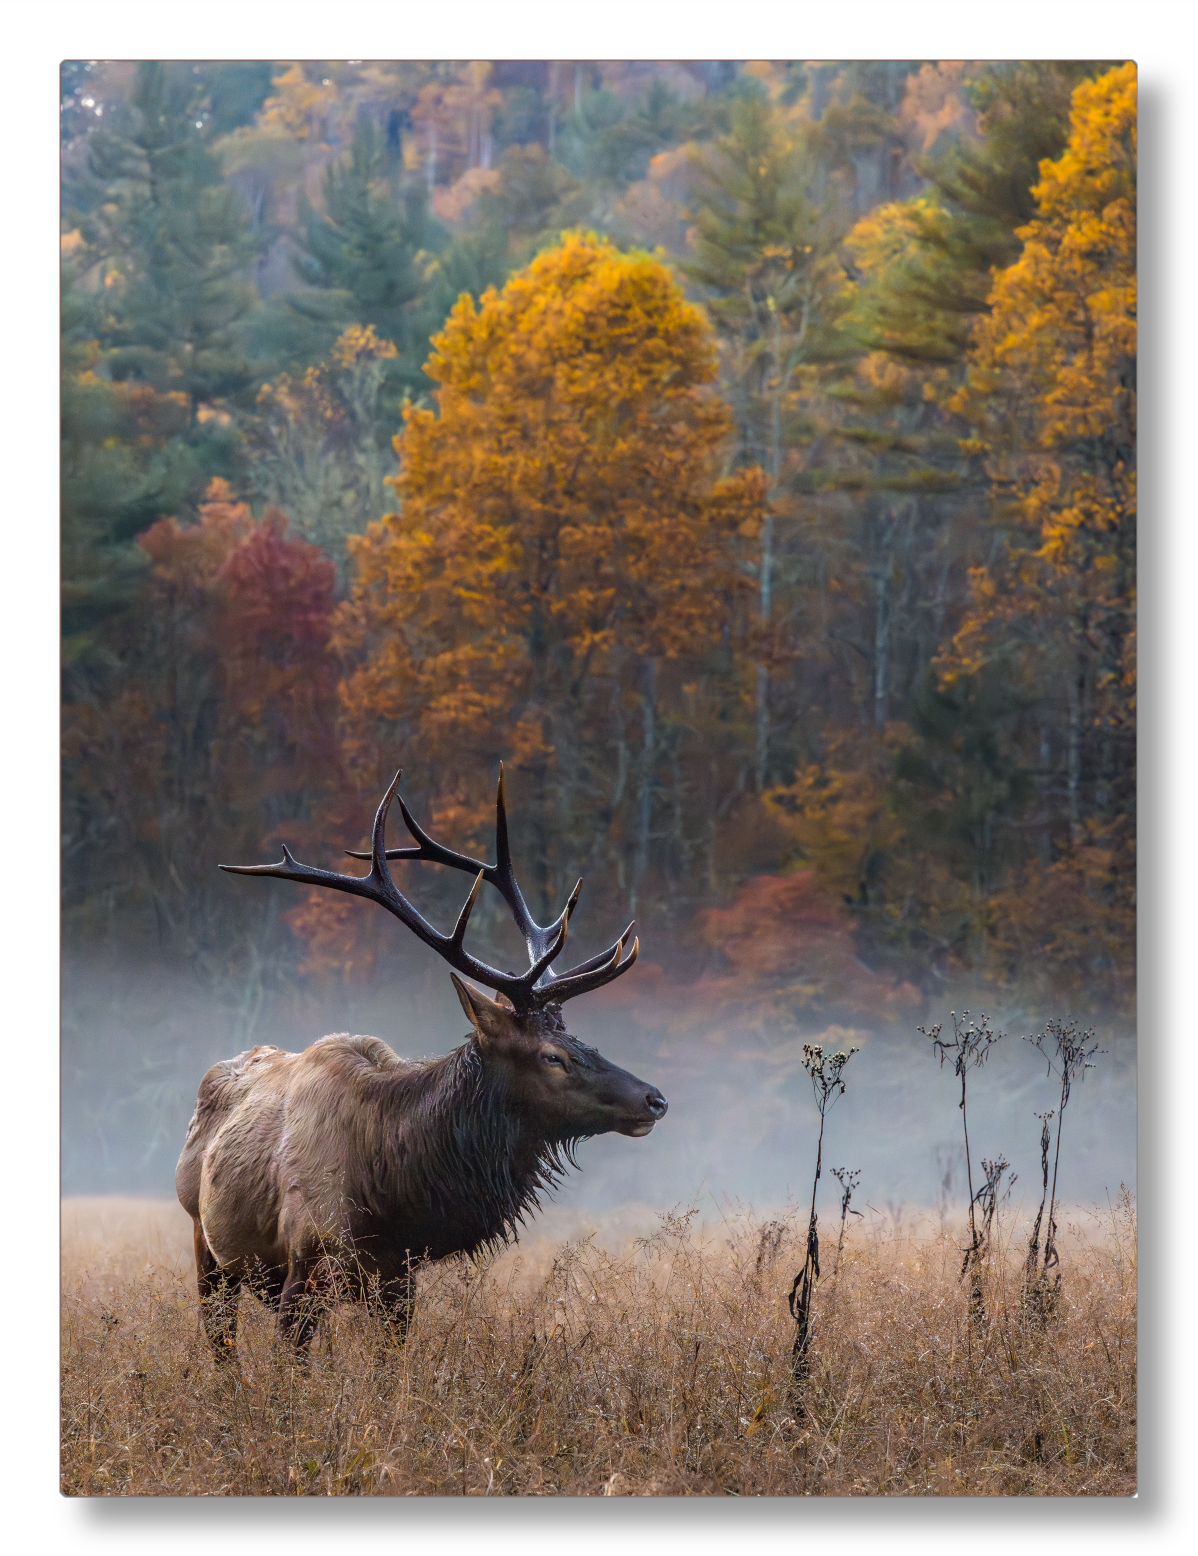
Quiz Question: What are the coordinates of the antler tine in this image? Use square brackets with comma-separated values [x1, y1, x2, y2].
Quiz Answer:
[346, 791, 489, 873]
[544, 918, 634, 984]
[395, 791, 488, 873]
[370, 770, 404, 882]
[540, 931, 639, 1007]
[495, 762, 512, 872]
[219, 771, 403, 887]
[220, 771, 420, 922]
[490, 763, 553, 958]
[449, 871, 485, 947]
[522, 909, 569, 989]
[522, 876, 581, 973]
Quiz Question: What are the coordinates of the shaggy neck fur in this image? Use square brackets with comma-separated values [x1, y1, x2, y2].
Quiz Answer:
[383, 1036, 589, 1258]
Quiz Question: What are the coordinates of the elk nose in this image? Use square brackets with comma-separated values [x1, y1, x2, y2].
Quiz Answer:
[646, 1091, 668, 1119]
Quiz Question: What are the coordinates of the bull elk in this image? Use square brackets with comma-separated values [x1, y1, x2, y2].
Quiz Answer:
[175, 767, 666, 1358]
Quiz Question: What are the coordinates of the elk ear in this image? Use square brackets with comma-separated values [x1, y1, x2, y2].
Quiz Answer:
[450, 974, 519, 1051]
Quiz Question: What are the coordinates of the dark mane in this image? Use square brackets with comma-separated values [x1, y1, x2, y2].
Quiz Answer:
[388, 1041, 589, 1259]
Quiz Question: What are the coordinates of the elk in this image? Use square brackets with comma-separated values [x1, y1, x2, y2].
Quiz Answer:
[175, 767, 666, 1358]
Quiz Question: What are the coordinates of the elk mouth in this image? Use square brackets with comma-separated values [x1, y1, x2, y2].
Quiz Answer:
[616, 1089, 667, 1136]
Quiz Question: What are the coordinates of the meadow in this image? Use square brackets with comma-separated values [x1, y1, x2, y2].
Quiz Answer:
[61, 1191, 1136, 1497]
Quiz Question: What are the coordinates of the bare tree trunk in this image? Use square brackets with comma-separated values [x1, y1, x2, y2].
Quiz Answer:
[669, 743, 685, 886]
[754, 491, 774, 791]
[872, 508, 897, 731]
[631, 657, 657, 917]
[706, 756, 719, 894]
[534, 740, 552, 924]
[873, 564, 890, 730]
[755, 319, 783, 791]
[1067, 669, 1083, 845]
[609, 647, 628, 890]
[612, 688, 628, 811]
[1039, 721, 1053, 863]
[755, 661, 770, 791]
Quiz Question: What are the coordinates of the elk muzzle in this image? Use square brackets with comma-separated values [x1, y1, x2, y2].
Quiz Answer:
[623, 1087, 669, 1137]
[598, 1062, 668, 1137]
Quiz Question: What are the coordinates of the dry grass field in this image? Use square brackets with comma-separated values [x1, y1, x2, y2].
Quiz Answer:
[61, 1192, 1136, 1497]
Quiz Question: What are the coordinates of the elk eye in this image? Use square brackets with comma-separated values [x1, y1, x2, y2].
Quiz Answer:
[542, 1052, 566, 1068]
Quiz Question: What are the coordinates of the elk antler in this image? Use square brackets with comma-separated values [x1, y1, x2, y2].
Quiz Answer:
[220, 767, 638, 1014]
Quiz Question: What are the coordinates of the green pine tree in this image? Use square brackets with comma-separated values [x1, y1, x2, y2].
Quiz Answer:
[60, 271, 194, 680]
[266, 117, 443, 396]
[67, 62, 262, 417]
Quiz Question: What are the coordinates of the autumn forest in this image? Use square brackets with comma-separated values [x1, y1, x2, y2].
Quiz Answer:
[60, 60, 1136, 1186]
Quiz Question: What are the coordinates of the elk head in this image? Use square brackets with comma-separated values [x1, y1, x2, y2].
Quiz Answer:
[450, 975, 666, 1140]
[219, 767, 667, 1140]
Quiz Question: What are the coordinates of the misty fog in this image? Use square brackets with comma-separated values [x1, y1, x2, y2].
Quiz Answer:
[62, 944, 1135, 1234]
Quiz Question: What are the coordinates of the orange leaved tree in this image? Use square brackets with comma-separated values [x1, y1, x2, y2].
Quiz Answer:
[333, 233, 765, 938]
[938, 64, 1136, 1004]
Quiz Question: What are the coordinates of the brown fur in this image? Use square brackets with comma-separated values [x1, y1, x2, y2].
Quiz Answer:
[176, 984, 666, 1358]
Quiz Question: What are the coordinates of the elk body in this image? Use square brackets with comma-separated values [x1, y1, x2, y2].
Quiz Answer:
[176, 769, 666, 1358]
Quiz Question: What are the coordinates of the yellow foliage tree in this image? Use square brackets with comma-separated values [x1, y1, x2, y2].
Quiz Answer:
[940, 63, 1136, 1002]
[333, 233, 764, 929]
[258, 63, 338, 143]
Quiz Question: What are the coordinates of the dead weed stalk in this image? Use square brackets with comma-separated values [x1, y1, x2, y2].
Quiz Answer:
[921, 1010, 1005, 1332]
[787, 1043, 858, 1412]
[1022, 1020, 1105, 1323]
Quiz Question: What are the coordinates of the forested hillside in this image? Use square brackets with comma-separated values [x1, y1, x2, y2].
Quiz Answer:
[61, 59, 1135, 1049]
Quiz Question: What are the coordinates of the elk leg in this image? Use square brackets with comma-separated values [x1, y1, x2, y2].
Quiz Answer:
[194, 1220, 241, 1361]
[277, 1252, 322, 1353]
[375, 1270, 414, 1346]
[245, 1259, 286, 1312]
